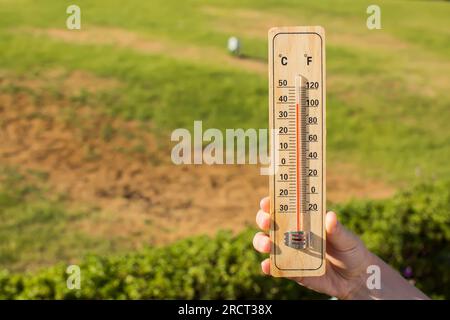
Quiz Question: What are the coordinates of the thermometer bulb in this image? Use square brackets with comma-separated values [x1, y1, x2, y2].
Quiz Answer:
[284, 231, 309, 249]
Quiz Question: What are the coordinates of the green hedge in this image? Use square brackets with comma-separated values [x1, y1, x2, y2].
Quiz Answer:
[0, 180, 448, 299]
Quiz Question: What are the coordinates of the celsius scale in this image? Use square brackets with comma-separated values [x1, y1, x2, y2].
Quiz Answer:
[268, 26, 326, 277]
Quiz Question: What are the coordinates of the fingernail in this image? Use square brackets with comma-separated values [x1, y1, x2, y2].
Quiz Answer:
[260, 236, 270, 251]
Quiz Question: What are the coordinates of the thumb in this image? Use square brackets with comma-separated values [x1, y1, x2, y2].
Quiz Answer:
[326, 211, 360, 252]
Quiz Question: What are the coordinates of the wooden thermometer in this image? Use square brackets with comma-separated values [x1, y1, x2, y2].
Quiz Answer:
[268, 26, 326, 277]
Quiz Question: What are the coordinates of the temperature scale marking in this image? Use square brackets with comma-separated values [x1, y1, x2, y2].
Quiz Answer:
[269, 26, 326, 277]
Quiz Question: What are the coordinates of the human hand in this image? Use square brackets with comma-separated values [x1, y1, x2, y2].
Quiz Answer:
[254, 196, 374, 299]
[253, 197, 430, 300]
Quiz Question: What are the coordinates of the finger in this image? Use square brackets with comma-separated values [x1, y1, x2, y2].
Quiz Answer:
[261, 258, 270, 275]
[326, 211, 360, 252]
[260, 197, 270, 213]
[252, 232, 271, 253]
[256, 210, 270, 231]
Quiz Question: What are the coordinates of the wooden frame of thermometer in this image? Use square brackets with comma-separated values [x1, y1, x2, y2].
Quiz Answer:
[268, 26, 326, 277]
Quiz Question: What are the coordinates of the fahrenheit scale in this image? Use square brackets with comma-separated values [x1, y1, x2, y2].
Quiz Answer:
[269, 26, 326, 277]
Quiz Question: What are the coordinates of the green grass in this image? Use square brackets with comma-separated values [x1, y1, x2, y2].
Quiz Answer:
[0, 0, 449, 271]
[0, 167, 132, 272]
[1, 0, 448, 183]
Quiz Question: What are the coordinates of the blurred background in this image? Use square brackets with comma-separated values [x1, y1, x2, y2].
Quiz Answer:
[0, 0, 448, 299]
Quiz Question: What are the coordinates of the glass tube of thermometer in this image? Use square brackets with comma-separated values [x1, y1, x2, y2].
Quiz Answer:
[268, 26, 326, 277]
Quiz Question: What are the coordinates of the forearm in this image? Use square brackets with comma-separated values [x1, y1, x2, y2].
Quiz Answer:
[348, 253, 430, 300]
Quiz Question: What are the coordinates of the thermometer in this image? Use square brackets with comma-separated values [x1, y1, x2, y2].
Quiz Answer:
[268, 26, 326, 277]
